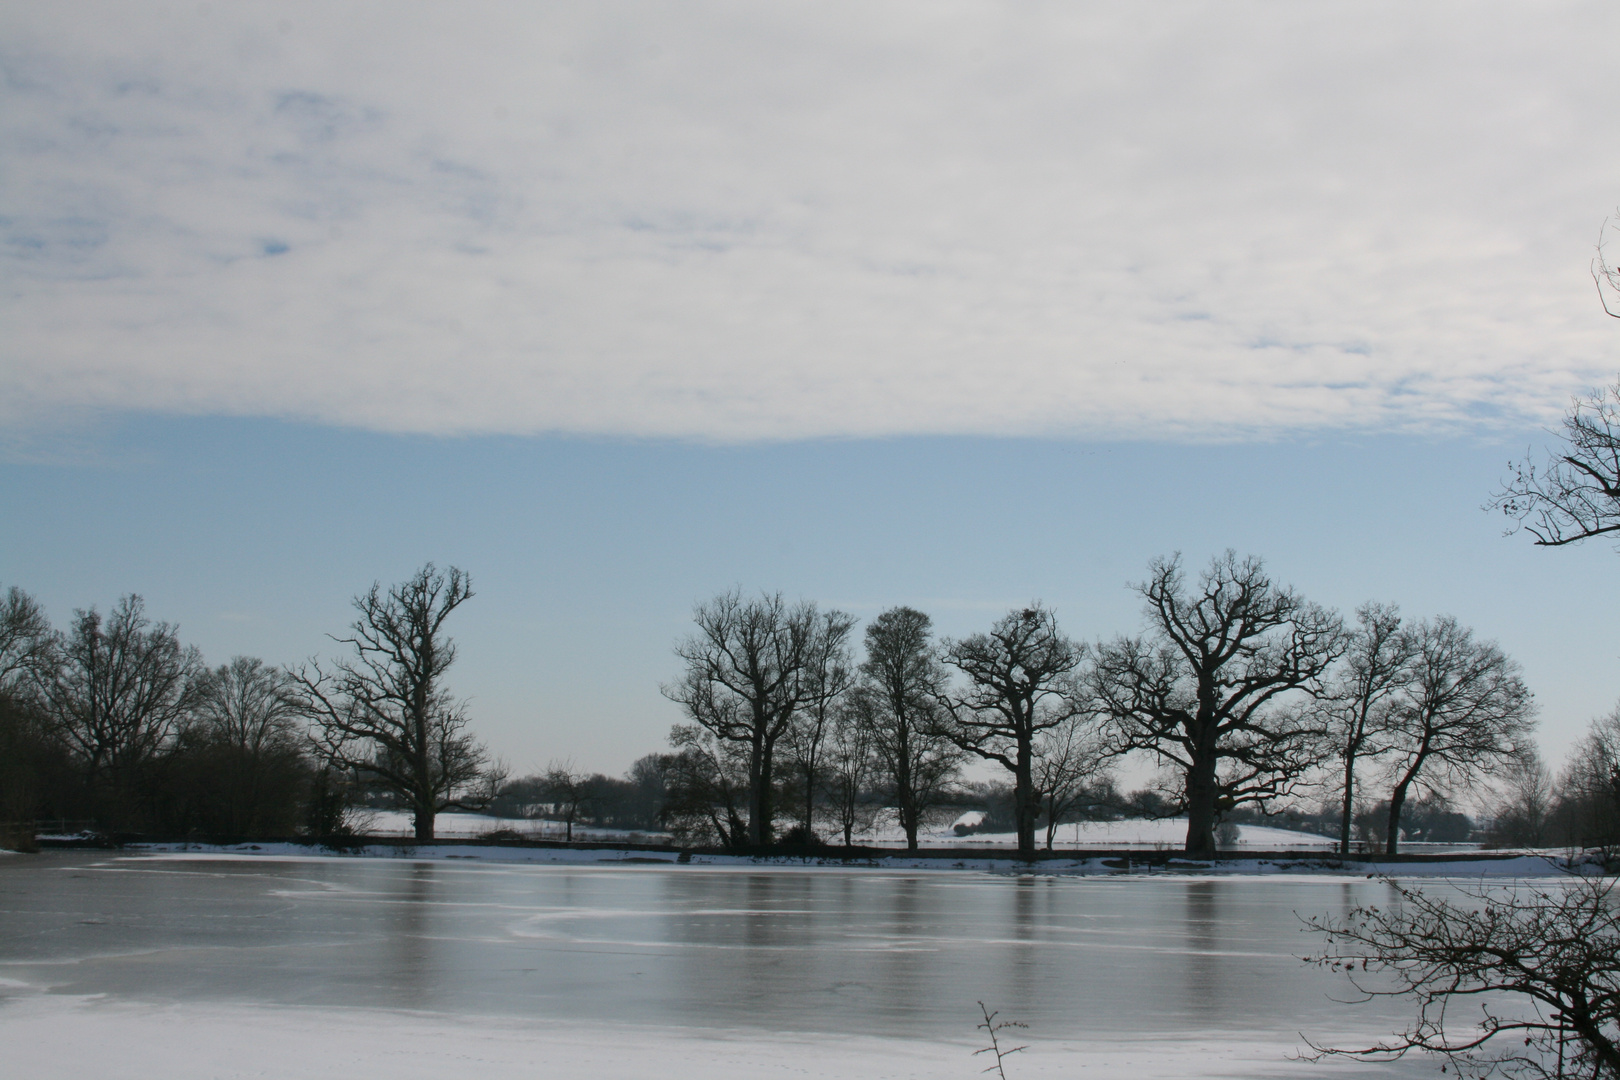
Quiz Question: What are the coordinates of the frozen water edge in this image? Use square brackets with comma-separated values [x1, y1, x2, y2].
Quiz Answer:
[120, 841, 1571, 878]
[0, 993, 1406, 1080]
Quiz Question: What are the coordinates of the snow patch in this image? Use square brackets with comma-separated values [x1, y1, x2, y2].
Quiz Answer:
[0, 993, 1408, 1079]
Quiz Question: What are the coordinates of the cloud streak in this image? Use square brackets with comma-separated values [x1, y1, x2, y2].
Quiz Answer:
[4, 2, 1619, 441]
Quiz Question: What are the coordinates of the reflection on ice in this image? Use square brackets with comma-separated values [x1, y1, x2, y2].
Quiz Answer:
[0, 851, 1453, 1077]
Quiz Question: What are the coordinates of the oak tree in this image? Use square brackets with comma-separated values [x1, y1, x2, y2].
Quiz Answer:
[291, 564, 493, 842]
[1380, 616, 1535, 855]
[1090, 552, 1345, 857]
[939, 604, 1087, 858]
[851, 606, 961, 851]
[663, 590, 853, 846]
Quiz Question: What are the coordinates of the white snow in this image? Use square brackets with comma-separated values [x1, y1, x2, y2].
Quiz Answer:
[0, 993, 1412, 1079]
[352, 809, 668, 842]
[933, 818, 1338, 849]
[350, 810, 1344, 850]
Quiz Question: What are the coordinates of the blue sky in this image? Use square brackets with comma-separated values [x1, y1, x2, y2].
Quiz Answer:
[5, 417, 1618, 776]
[5, 3, 1620, 781]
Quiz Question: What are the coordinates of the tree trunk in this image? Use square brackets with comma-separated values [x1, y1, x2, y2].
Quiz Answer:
[1014, 742, 1036, 858]
[1339, 750, 1357, 855]
[1184, 750, 1218, 857]
[1386, 776, 1412, 856]
[749, 738, 773, 846]
[896, 737, 918, 851]
[414, 799, 435, 843]
[801, 762, 816, 837]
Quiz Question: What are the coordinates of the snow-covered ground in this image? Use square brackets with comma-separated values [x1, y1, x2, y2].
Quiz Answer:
[353, 809, 665, 842]
[924, 815, 1340, 850]
[353, 809, 1345, 850]
[0, 993, 1419, 1080]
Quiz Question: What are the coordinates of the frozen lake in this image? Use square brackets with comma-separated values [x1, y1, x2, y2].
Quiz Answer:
[0, 851, 1470, 1078]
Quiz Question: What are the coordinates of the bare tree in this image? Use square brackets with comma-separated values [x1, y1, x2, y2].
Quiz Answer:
[179, 656, 311, 838]
[1325, 602, 1417, 854]
[1033, 713, 1113, 850]
[540, 760, 593, 841]
[663, 723, 750, 848]
[1554, 706, 1620, 852]
[0, 585, 64, 841]
[1485, 747, 1553, 848]
[290, 564, 492, 842]
[939, 604, 1087, 859]
[852, 607, 962, 851]
[194, 657, 300, 756]
[662, 591, 850, 846]
[0, 585, 55, 697]
[1380, 616, 1535, 855]
[1090, 552, 1346, 857]
[1306, 876, 1620, 1079]
[47, 595, 203, 798]
[782, 608, 857, 840]
[826, 699, 878, 846]
[1492, 379, 1620, 549]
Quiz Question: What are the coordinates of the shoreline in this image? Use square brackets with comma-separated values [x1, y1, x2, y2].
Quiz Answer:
[28, 840, 1573, 878]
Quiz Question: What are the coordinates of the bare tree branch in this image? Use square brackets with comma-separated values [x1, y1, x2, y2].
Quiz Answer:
[288, 564, 489, 842]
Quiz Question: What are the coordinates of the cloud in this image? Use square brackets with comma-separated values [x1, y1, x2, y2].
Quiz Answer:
[3, 2, 1619, 442]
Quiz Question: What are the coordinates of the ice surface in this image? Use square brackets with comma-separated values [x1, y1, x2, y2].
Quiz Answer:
[0, 850, 1537, 1078]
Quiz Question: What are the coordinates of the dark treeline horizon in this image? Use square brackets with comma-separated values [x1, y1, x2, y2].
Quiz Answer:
[1, 547, 1608, 857]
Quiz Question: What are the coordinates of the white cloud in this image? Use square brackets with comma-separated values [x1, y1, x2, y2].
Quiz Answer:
[3, 1, 1619, 441]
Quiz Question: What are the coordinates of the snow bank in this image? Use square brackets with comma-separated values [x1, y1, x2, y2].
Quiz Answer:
[0, 993, 1404, 1080]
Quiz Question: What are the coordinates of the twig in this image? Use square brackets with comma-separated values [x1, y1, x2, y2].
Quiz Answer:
[973, 1001, 1028, 1079]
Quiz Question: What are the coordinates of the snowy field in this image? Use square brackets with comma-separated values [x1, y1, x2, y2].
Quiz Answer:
[354, 809, 1348, 850]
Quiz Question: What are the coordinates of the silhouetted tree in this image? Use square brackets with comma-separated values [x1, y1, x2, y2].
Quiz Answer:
[663, 724, 749, 847]
[852, 607, 961, 851]
[0, 585, 55, 696]
[46, 595, 203, 822]
[1493, 379, 1620, 548]
[1090, 552, 1346, 857]
[1325, 602, 1416, 853]
[1551, 706, 1620, 852]
[939, 604, 1087, 858]
[1307, 876, 1620, 1078]
[663, 591, 852, 845]
[1483, 747, 1552, 848]
[1033, 713, 1113, 850]
[541, 761, 592, 841]
[290, 565, 494, 842]
[826, 699, 879, 846]
[0, 585, 68, 842]
[1380, 616, 1535, 855]
[194, 657, 300, 756]
[782, 608, 857, 839]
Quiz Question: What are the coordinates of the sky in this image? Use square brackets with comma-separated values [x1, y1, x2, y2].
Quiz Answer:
[5, 3, 1620, 785]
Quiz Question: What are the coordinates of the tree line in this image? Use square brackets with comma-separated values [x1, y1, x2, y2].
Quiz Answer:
[0, 564, 500, 846]
[660, 551, 1543, 858]
[1, 549, 1573, 858]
